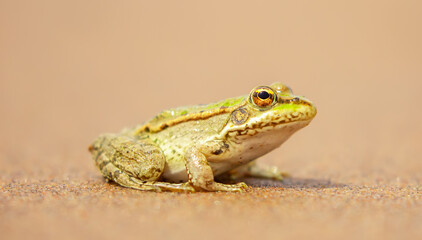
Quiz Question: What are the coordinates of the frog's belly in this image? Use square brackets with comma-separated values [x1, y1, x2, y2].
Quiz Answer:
[161, 160, 189, 183]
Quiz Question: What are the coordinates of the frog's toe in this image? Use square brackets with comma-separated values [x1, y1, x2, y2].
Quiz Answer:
[229, 182, 249, 192]
[210, 182, 249, 192]
[273, 171, 290, 181]
[151, 182, 196, 193]
[237, 182, 249, 189]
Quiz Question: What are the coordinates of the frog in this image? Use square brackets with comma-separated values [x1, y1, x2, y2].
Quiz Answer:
[88, 82, 317, 192]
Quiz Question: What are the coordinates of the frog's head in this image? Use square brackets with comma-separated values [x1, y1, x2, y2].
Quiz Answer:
[219, 83, 316, 153]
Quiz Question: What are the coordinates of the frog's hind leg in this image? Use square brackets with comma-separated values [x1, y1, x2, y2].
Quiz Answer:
[89, 134, 195, 192]
[95, 154, 161, 191]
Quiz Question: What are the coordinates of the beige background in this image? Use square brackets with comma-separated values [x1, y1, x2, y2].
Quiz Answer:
[1, 1, 421, 240]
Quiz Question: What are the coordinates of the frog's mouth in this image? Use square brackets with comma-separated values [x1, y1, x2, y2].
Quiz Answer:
[223, 100, 317, 139]
[226, 115, 314, 139]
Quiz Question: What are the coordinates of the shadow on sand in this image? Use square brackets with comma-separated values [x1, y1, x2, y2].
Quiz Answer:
[242, 177, 347, 189]
[100, 175, 346, 190]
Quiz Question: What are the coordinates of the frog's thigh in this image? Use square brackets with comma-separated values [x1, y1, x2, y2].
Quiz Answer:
[90, 134, 195, 192]
[184, 147, 248, 192]
[229, 161, 289, 181]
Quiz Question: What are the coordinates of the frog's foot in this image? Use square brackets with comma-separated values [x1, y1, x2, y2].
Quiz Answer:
[89, 134, 195, 192]
[206, 182, 248, 192]
[184, 147, 249, 192]
[228, 161, 290, 181]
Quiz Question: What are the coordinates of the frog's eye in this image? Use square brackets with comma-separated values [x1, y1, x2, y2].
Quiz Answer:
[250, 86, 277, 108]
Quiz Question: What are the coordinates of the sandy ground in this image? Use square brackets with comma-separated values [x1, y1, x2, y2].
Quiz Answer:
[1, 1, 421, 240]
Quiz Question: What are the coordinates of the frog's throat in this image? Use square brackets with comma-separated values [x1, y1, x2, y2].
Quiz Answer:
[136, 102, 247, 134]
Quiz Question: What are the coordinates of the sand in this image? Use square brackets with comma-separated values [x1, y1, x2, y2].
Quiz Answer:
[1, 1, 421, 240]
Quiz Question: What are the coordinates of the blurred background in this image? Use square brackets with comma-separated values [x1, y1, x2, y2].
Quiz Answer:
[1, 1, 421, 240]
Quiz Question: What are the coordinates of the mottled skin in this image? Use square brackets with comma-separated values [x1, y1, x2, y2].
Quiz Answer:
[89, 83, 317, 192]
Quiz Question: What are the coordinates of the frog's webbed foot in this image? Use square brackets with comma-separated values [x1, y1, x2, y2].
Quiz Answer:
[89, 134, 195, 192]
[184, 147, 248, 192]
[228, 161, 290, 181]
[207, 182, 248, 192]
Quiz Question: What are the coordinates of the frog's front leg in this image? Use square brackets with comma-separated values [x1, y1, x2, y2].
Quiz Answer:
[228, 161, 290, 181]
[184, 146, 248, 192]
[89, 134, 195, 192]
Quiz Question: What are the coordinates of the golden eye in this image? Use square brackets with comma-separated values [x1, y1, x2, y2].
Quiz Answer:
[250, 86, 276, 108]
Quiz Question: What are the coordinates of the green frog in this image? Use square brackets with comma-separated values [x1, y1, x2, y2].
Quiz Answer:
[89, 83, 316, 192]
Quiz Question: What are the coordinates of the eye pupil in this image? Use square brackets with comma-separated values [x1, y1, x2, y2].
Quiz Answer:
[258, 91, 270, 99]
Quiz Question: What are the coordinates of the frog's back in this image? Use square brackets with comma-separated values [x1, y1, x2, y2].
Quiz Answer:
[135, 96, 246, 134]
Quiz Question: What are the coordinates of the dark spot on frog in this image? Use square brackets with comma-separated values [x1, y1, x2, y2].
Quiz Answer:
[94, 150, 104, 162]
[97, 158, 108, 169]
[212, 149, 223, 155]
[114, 170, 122, 178]
[212, 143, 229, 155]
